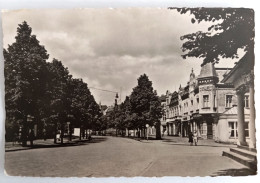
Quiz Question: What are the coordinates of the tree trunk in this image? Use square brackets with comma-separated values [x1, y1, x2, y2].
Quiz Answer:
[29, 128, 34, 147]
[60, 124, 64, 144]
[69, 124, 72, 141]
[82, 127, 85, 139]
[21, 124, 28, 147]
[54, 122, 57, 144]
[79, 126, 82, 141]
[156, 121, 162, 140]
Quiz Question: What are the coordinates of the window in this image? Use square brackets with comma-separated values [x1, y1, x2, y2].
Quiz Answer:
[226, 95, 233, 108]
[229, 121, 249, 138]
[213, 95, 216, 108]
[245, 95, 249, 108]
[191, 100, 193, 106]
[166, 99, 170, 105]
[245, 122, 249, 137]
[229, 122, 238, 138]
[203, 95, 209, 108]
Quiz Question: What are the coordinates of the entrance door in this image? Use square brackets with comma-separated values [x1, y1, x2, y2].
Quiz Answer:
[207, 122, 213, 139]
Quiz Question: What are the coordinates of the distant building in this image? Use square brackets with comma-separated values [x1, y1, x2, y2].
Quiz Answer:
[159, 95, 167, 136]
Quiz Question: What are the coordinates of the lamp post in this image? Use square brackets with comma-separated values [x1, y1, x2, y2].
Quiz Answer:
[146, 124, 149, 140]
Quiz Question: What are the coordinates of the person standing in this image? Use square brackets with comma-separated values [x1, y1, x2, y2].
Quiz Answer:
[188, 132, 193, 146]
[193, 130, 198, 146]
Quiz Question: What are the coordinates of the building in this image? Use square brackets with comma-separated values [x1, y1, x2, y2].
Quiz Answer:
[159, 95, 167, 136]
[163, 61, 253, 144]
[221, 52, 255, 148]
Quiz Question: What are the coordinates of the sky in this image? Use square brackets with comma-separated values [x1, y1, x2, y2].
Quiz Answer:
[2, 8, 238, 106]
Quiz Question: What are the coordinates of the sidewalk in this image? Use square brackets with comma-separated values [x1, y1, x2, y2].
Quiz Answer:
[139, 135, 237, 148]
[5, 138, 91, 152]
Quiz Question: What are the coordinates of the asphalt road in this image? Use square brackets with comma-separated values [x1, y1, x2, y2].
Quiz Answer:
[5, 136, 255, 177]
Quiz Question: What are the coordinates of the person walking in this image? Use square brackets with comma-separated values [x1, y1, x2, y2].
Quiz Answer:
[193, 130, 198, 146]
[188, 131, 193, 146]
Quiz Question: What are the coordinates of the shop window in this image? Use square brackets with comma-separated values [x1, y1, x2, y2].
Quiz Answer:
[226, 95, 233, 108]
[203, 95, 209, 108]
[201, 123, 207, 135]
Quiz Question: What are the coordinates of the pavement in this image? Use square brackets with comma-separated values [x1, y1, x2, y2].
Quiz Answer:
[5, 137, 91, 152]
[4, 135, 256, 177]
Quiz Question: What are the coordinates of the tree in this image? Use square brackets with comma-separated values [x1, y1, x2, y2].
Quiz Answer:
[173, 8, 254, 65]
[70, 78, 99, 140]
[4, 21, 49, 146]
[129, 74, 162, 139]
[47, 59, 72, 144]
[87, 99, 102, 137]
[149, 90, 162, 140]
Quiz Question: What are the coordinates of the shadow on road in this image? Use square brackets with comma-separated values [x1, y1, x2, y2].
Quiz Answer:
[211, 168, 256, 176]
[5, 137, 108, 152]
[162, 139, 178, 143]
[166, 143, 234, 148]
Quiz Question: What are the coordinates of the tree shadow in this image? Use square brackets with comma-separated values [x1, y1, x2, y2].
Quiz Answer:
[162, 139, 178, 143]
[211, 168, 257, 176]
[166, 143, 235, 148]
[5, 137, 108, 152]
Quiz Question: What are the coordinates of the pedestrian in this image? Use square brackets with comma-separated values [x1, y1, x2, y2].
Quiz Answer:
[188, 131, 193, 146]
[193, 130, 198, 146]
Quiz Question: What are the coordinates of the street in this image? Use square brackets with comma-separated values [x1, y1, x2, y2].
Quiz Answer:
[5, 136, 255, 177]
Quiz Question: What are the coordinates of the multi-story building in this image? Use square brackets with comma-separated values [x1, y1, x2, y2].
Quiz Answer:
[163, 62, 252, 144]
[159, 95, 167, 136]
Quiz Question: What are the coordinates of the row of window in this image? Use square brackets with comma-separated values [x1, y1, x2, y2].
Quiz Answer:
[164, 94, 249, 119]
[203, 95, 249, 108]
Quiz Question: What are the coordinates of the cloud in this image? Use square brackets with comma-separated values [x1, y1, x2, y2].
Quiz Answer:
[2, 8, 220, 105]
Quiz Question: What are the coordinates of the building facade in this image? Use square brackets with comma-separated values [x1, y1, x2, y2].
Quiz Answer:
[163, 62, 252, 144]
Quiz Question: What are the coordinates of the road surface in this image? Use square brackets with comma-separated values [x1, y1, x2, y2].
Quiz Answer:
[5, 136, 255, 177]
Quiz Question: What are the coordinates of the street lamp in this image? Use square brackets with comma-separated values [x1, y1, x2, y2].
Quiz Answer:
[146, 124, 149, 140]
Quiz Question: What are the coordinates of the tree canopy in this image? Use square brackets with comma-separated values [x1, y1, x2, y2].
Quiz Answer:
[4, 21, 99, 145]
[4, 21, 49, 145]
[173, 8, 254, 65]
[129, 74, 162, 139]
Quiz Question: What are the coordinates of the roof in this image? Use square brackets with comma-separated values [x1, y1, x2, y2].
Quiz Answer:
[222, 52, 254, 83]
[222, 106, 250, 115]
[160, 95, 166, 102]
[215, 68, 231, 83]
[198, 62, 218, 79]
